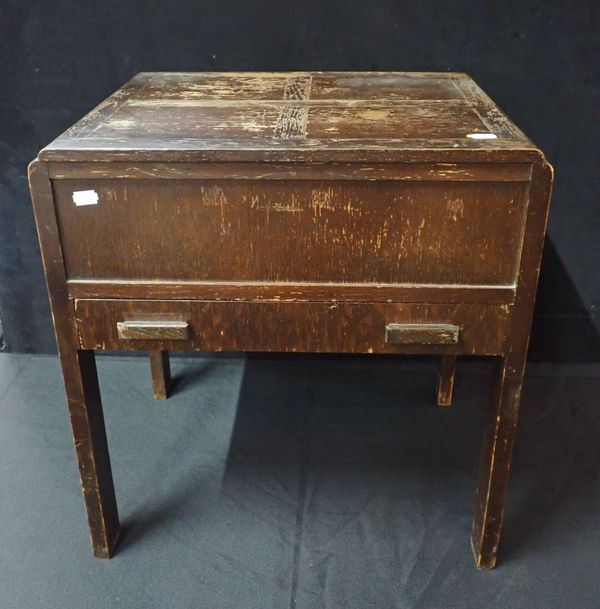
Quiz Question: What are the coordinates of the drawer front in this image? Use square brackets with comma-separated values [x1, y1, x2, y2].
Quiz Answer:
[74, 299, 509, 355]
[54, 178, 527, 286]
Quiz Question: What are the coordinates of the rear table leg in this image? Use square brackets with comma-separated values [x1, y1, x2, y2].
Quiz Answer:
[437, 355, 456, 406]
[149, 350, 171, 400]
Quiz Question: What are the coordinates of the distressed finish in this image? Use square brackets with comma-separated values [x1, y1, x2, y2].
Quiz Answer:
[29, 72, 552, 569]
[52, 178, 528, 285]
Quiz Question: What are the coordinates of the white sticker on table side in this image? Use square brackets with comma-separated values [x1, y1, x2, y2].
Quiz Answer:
[466, 132, 498, 140]
[72, 190, 99, 206]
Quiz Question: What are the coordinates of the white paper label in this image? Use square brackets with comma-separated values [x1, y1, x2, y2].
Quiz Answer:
[72, 190, 99, 206]
[466, 132, 498, 140]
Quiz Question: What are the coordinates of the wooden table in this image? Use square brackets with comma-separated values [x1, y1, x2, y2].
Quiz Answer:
[28, 72, 553, 569]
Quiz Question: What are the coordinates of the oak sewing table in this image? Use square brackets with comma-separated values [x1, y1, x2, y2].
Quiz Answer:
[29, 72, 553, 569]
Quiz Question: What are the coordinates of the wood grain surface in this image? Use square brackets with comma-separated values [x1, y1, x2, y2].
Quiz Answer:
[53, 178, 527, 286]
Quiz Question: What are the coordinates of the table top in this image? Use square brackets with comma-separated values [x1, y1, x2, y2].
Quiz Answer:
[40, 71, 540, 163]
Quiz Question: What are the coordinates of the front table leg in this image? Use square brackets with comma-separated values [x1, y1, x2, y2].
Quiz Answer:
[59, 348, 120, 558]
[471, 160, 552, 568]
[29, 160, 120, 557]
[471, 354, 526, 569]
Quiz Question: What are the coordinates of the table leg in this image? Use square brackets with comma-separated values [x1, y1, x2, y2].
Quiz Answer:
[29, 161, 120, 558]
[149, 350, 171, 400]
[437, 355, 456, 406]
[59, 348, 120, 558]
[471, 160, 552, 569]
[471, 354, 526, 569]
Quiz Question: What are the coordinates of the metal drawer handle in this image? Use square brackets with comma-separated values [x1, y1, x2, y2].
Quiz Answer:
[117, 320, 189, 341]
[385, 323, 460, 345]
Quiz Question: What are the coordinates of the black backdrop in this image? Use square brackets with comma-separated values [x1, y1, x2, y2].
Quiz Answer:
[2, 1, 599, 358]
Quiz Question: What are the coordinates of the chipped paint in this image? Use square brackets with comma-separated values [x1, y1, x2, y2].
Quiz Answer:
[199, 185, 229, 234]
[273, 106, 309, 139]
[310, 187, 334, 215]
[446, 198, 465, 221]
[360, 108, 390, 121]
[282, 76, 312, 101]
[200, 185, 227, 207]
[273, 75, 312, 139]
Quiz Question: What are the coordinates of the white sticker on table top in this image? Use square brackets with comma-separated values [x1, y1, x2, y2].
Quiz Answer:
[72, 190, 99, 206]
[466, 132, 498, 140]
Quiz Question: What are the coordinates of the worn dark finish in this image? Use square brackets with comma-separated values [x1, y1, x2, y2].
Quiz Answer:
[53, 178, 527, 286]
[149, 351, 171, 400]
[29, 72, 552, 568]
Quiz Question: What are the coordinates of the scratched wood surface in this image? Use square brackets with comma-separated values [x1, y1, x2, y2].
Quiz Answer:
[53, 178, 527, 286]
[29, 72, 553, 569]
[39, 72, 537, 163]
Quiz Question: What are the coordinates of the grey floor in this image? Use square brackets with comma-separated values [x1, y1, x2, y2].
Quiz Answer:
[0, 353, 598, 609]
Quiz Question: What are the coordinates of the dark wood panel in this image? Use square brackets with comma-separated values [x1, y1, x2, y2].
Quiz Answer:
[135, 72, 295, 101]
[79, 100, 489, 142]
[135, 72, 465, 102]
[53, 178, 527, 286]
[97, 103, 281, 139]
[310, 73, 465, 101]
[74, 298, 509, 355]
[305, 102, 486, 140]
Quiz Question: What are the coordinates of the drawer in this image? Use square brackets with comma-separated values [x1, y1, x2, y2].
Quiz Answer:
[74, 299, 509, 355]
[54, 177, 528, 287]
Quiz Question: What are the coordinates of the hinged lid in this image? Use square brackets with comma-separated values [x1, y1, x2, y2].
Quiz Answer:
[39, 71, 541, 163]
